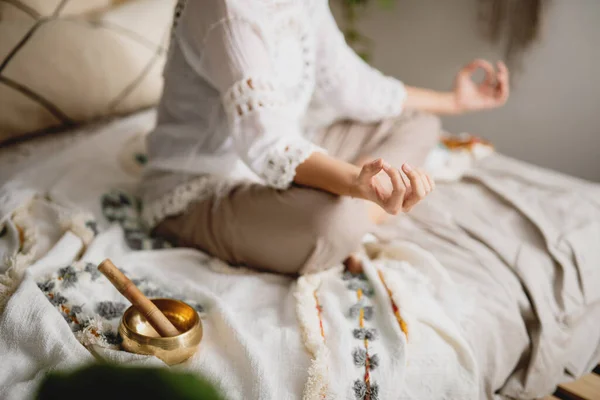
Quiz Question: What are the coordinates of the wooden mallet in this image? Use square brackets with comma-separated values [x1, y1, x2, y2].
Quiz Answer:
[98, 259, 180, 337]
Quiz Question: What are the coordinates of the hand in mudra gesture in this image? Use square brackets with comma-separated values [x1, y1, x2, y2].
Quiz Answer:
[352, 158, 434, 215]
[454, 59, 509, 112]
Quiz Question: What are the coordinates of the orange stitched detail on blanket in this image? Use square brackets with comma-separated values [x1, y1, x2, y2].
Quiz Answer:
[312, 290, 327, 400]
[60, 305, 80, 325]
[377, 270, 409, 340]
[15, 224, 24, 251]
[313, 290, 325, 341]
[356, 288, 372, 398]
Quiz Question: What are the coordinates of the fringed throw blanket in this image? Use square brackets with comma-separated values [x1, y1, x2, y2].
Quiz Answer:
[0, 111, 478, 399]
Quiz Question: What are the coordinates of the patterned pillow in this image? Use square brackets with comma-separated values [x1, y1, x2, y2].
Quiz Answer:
[0, 0, 175, 144]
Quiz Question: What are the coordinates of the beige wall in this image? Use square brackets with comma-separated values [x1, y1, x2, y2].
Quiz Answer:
[333, 0, 600, 181]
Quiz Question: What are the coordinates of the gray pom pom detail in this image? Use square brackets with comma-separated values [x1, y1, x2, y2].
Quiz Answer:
[370, 384, 379, 400]
[58, 266, 78, 288]
[95, 301, 127, 320]
[369, 354, 380, 370]
[353, 328, 378, 341]
[363, 306, 374, 321]
[352, 347, 367, 366]
[353, 380, 366, 399]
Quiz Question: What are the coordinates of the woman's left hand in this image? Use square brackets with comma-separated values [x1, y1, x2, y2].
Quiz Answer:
[453, 59, 509, 112]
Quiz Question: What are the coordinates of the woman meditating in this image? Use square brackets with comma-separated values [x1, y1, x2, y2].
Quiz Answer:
[142, 0, 509, 274]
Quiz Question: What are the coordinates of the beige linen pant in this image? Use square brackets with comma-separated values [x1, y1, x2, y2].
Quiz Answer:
[154, 111, 440, 275]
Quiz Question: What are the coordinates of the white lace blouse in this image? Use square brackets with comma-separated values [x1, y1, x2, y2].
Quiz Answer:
[141, 0, 407, 227]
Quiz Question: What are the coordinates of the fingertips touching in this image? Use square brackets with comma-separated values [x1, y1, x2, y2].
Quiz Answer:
[383, 164, 403, 192]
[406, 171, 424, 198]
[399, 169, 411, 190]
[370, 158, 384, 170]
[495, 61, 509, 98]
[419, 169, 431, 193]
[403, 163, 420, 184]
[363, 158, 384, 178]
[426, 173, 436, 191]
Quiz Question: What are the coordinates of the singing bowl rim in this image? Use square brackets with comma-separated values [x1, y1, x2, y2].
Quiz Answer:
[120, 298, 202, 348]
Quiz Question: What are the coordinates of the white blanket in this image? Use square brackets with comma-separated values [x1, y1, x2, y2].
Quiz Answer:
[0, 111, 478, 399]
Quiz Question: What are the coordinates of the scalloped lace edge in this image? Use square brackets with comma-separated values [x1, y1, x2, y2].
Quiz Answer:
[142, 176, 239, 229]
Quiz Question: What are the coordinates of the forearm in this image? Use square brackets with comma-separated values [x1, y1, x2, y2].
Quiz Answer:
[294, 152, 361, 197]
[404, 86, 461, 115]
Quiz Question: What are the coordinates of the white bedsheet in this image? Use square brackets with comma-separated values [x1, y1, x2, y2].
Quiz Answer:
[0, 112, 478, 400]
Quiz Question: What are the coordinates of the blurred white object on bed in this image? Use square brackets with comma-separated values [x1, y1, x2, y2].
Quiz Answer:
[425, 132, 495, 182]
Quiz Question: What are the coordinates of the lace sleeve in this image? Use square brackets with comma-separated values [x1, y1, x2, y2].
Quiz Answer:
[314, 3, 407, 123]
[181, 13, 323, 189]
[223, 77, 324, 189]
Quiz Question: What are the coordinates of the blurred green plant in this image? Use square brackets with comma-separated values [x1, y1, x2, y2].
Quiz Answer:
[36, 363, 226, 400]
[338, 0, 394, 62]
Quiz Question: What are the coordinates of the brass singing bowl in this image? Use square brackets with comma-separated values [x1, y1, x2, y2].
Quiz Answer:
[119, 298, 202, 366]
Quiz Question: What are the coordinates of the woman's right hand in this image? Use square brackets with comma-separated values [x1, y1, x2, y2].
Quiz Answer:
[351, 158, 435, 215]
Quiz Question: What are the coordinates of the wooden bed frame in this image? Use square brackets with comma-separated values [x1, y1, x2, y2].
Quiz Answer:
[543, 364, 600, 400]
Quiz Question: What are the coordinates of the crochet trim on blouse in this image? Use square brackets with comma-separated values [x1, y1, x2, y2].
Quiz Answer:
[222, 76, 284, 118]
[222, 76, 325, 189]
[142, 175, 240, 229]
[261, 139, 322, 189]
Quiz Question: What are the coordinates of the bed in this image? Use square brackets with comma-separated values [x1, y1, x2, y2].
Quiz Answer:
[1, 110, 599, 400]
